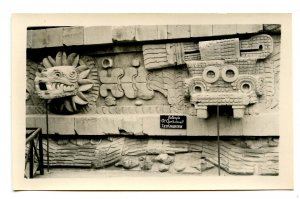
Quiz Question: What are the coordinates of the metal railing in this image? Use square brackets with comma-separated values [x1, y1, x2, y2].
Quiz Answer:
[25, 128, 44, 178]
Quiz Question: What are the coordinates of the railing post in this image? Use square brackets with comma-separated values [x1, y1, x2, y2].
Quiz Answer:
[29, 141, 34, 178]
[38, 128, 44, 175]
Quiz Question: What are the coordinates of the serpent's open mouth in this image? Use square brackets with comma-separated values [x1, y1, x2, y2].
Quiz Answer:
[38, 81, 76, 92]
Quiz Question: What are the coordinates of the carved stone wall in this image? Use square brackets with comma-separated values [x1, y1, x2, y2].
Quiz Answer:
[41, 136, 278, 175]
[26, 24, 280, 175]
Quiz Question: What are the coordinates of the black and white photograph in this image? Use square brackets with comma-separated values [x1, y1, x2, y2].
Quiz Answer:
[12, 13, 293, 190]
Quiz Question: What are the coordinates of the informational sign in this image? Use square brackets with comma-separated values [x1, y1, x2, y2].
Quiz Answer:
[160, 115, 187, 129]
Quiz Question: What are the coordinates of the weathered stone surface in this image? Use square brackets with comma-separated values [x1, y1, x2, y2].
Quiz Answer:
[46, 28, 63, 47]
[139, 156, 153, 170]
[135, 25, 157, 41]
[26, 116, 36, 128]
[84, 26, 112, 45]
[186, 116, 209, 136]
[27, 30, 32, 48]
[112, 26, 136, 42]
[242, 113, 279, 136]
[263, 24, 281, 34]
[142, 116, 165, 136]
[219, 117, 243, 136]
[212, 24, 237, 36]
[199, 38, 240, 60]
[40, 136, 279, 175]
[32, 29, 47, 48]
[63, 27, 84, 46]
[240, 34, 273, 59]
[167, 25, 190, 39]
[74, 116, 100, 135]
[237, 24, 263, 34]
[27, 113, 278, 136]
[154, 154, 174, 165]
[158, 164, 169, 172]
[191, 25, 212, 37]
[157, 25, 168, 40]
[115, 157, 140, 169]
[201, 159, 215, 171]
[48, 115, 75, 135]
[92, 138, 124, 168]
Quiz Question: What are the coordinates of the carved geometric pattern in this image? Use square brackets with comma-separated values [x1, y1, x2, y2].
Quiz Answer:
[184, 34, 273, 118]
[99, 63, 154, 104]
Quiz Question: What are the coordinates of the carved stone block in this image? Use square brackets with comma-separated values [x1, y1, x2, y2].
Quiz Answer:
[232, 105, 246, 118]
[121, 83, 137, 99]
[84, 26, 112, 45]
[100, 84, 124, 98]
[135, 25, 157, 41]
[212, 24, 237, 36]
[48, 116, 75, 135]
[63, 27, 84, 46]
[199, 38, 240, 60]
[191, 25, 213, 37]
[74, 116, 100, 135]
[142, 43, 186, 70]
[237, 24, 263, 34]
[196, 106, 208, 119]
[32, 29, 47, 48]
[167, 25, 190, 39]
[46, 28, 63, 47]
[99, 68, 123, 84]
[157, 25, 168, 40]
[112, 26, 136, 42]
[240, 34, 273, 59]
[27, 30, 32, 48]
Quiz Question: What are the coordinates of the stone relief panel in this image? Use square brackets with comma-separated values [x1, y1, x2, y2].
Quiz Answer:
[141, 34, 277, 118]
[26, 34, 279, 118]
[27, 51, 99, 114]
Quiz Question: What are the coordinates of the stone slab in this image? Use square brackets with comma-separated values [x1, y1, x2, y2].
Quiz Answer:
[219, 117, 243, 136]
[263, 24, 281, 33]
[135, 25, 157, 41]
[31, 29, 47, 49]
[191, 25, 212, 37]
[48, 115, 75, 135]
[46, 27, 63, 47]
[84, 26, 112, 45]
[242, 113, 279, 136]
[157, 25, 168, 40]
[212, 24, 237, 36]
[167, 25, 191, 39]
[74, 115, 100, 135]
[26, 113, 279, 136]
[112, 26, 136, 42]
[237, 24, 263, 34]
[34, 115, 47, 134]
[63, 26, 84, 46]
[142, 115, 165, 136]
[26, 116, 36, 128]
[27, 30, 32, 48]
[186, 116, 209, 136]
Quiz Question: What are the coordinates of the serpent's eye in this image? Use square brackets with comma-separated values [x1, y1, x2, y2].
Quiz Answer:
[53, 71, 61, 78]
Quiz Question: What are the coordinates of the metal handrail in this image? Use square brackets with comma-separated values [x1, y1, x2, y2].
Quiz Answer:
[26, 128, 41, 144]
